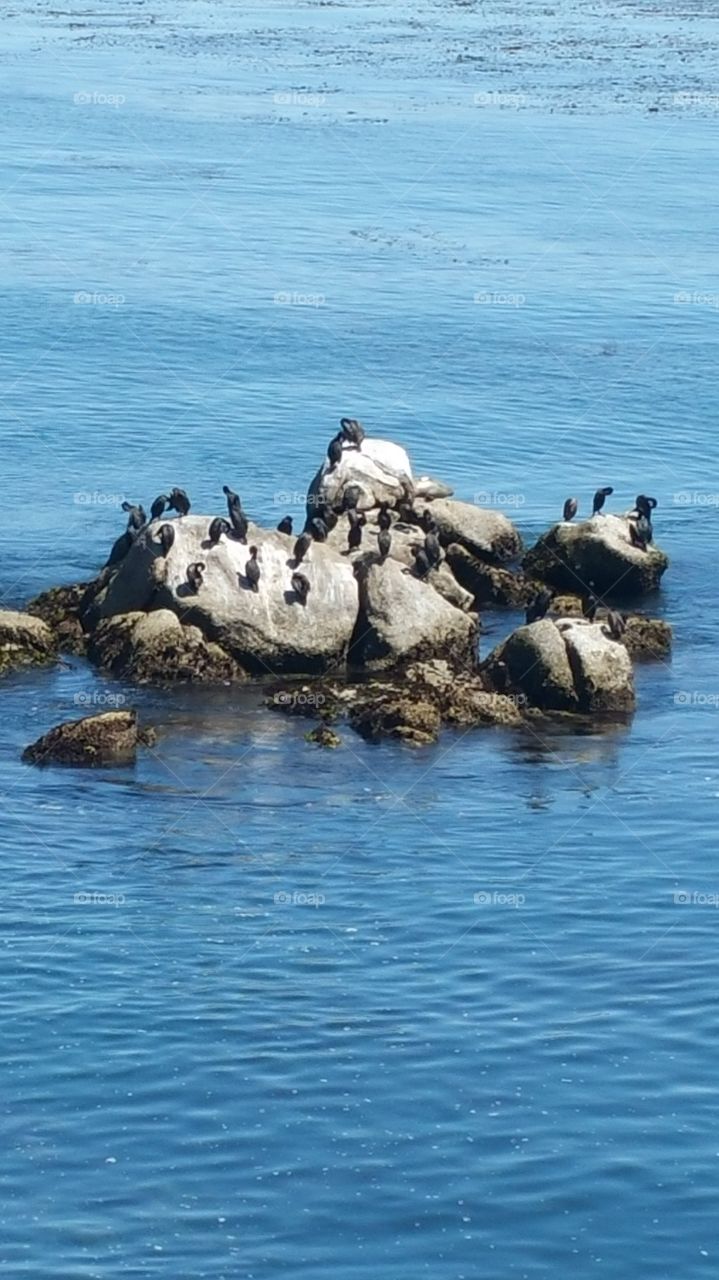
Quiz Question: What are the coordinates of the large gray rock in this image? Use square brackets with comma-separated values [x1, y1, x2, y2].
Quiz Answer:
[0, 610, 56, 676]
[90, 516, 360, 675]
[523, 514, 668, 596]
[307, 436, 413, 515]
[482, 616, 635, 713]
[417, 498, 522, 564]
[350, 557, 478, 671]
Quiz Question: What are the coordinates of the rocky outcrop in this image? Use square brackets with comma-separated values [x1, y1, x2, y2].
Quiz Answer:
[0, 610, 57, 676]
[350, 558, 478, 671]
[417, 498, 522, 564]
[445, 544, 530, 606]
[23, 710, 155, 766]
[89, 516, 360, 675]
[269, 659, 526, 746]
[545, 594, 672, 659]
[483, 616, 635, 713]
[523, 514, 668, 596]
[26, 581, 97, 654]
[88, 610, 245, 683]
[307, 436, 414, 515]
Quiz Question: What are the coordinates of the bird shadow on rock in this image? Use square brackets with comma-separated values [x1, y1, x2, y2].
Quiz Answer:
[176, 584, 197, 600]
[283, 589, 306, 607]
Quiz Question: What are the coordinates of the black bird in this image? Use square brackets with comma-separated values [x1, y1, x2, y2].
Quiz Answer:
[340, 417, 365, 449]
[245, 546, 261, 592]
[327, 434, 344, 471]
[397, 500, 415, 524]
[605, 610, 626, 641]
[422, 509, 438, 534]
[377, 502, 392, 532]
[186, 561, 205, 594]
[635, 494, 658, 520]
[592, 486, 613, 515]
[378, 529, 391, 560]
[342, 484, 362, 513]
[169, 487, 191, 517]
[158, 523, 175, 556]
[277, 515, 293, 536]
[582, 593, 599, 622]
[635, 512, 653, 544]
[347, 511, 365, 552]
[122, 501, 146, 532]
[222, 485, 247, 539]
[150, 494, 170, 521]
[424, 530, 441, 568]
[563, 497, 579, 522]
[293, 532, 312, 564]
[308, 517, 328, 542]
[223, 484, 241, 511]
[291, 571, 311, 605]
[525, 588, 553, 624]
[412, 546, 432, 578]
[320, 508, 338, 533]
[105, 530, 132, 567]
[629, 520, 649, 552]
[208, 516, 231, 546]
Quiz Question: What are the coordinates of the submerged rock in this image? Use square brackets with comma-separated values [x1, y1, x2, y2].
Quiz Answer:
[23, 710, 155, 767]
[523, 514, 668, 596]
[305, 725, 342, 749]
[0, 610, 57, 676]
[483, 616, 635, 713]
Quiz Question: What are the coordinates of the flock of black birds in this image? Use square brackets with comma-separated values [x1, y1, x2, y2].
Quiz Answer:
[525, 489, 661, 638]
[105, 420, 446, 608]
[110, 431, 658, 642]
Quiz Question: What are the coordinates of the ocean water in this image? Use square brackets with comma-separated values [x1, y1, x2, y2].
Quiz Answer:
[1, 2, 718, 1276]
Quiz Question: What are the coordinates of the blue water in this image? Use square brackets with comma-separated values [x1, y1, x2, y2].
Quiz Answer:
[2, 2, 719, 1276]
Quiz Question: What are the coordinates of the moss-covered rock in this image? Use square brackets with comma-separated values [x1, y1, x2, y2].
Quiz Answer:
[23, 710, 155, 767]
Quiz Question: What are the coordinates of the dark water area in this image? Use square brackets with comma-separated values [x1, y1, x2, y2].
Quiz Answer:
[1, 2, 718, 1276]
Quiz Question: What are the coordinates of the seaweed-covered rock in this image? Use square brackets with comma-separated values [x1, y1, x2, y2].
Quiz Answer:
[417, 498, 522, 564]
[623, 614, 672, 659]
[88, 609, 244, 683]
[445, 544, 529, 606]
[523, 514, 668, 596]
[350, 694, 442, 746]
[23, 710, 155, 767]
[26, 581, 97, 654]
[350, 557, 478, 671]
[305, 725, 342, 749]
[483, 617, 635, 713]
[0, 610, 57, 676]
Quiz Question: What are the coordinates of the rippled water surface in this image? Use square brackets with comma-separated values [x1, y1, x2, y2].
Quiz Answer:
[1, 2, 718, 1277]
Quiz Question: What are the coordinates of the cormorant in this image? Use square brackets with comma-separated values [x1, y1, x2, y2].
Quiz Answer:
[378, 529, 391, 560]
[277, 515, 293, 536]
[245, 546, 260, 592]
[291, 571, 310, 605]
[327, 434, 343, 470]
[169, 487, 190, 516]
[293, 532, 312, 564]
[525, 588, 553, 624]
[563, 497, 579, 522]
[186, 562, 205, 593]
[150, 494, 170, 521]
[377, 502, 392, 532]
[158, 523, 175, 557]
[592, 486, 613, 515]
[208, 517, 230, 546]
[122, 501, 146, 532]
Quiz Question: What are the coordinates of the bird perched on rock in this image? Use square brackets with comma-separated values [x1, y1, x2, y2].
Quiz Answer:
[291, 572, 310, 605]
[629, 520, 649, 552]
[223, 486, 248, 542]
[563, 497, 578, 522]
[525, 588, 553, 624]
[186, 562, 205, 594]
[327, 434, 344, 471]
[592, 486, 613, 515]
[158, 523, 175, 557]
[411, 546, 432, 579]
[308, 517, 328, 542]
[245, 546, 261, 592]
[342, 484, 362, 513]
[208, 516, 231, 546]
[293, 532, 312, 565]
[105, 530, 132, 567]
[424, 529, 441, 568]
[169, 487, 191, 517]
[347, 510, 365, 551]
[378, 529, 392, 560]
[122, 501, 146, 532]
[635, 494, 658, 520]
[582, 593, 600, 622]
[340, 418, 365, 449]
[605, 610, 626, 641]
[377, 502, 392, 532]
[277, 515, 293, 536]
[150, 494, 170, 521]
